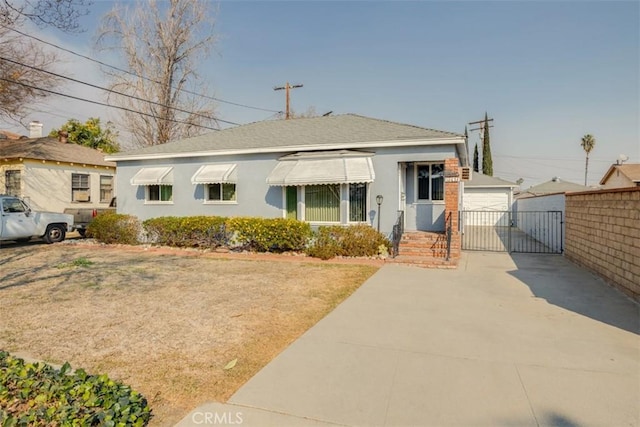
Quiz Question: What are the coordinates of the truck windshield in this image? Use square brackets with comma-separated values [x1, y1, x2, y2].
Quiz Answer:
[2, 198, 27, 213]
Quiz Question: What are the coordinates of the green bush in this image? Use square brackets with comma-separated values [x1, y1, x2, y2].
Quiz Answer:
[86, 212, 141, 245]
[226, 217, 313, 252]
[306, 224, 391, 259]
[0, 351, 152, 426]
[142, 216, 228, 248]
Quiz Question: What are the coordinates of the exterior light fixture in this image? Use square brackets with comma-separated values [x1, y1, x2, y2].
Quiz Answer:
[376, 195, 383, 232]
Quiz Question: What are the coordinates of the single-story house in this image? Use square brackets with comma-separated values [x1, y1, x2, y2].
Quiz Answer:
[516, 177, 589, 199]
[0, 125, 116, 212]
[105, 114, 469, 236]
[599, 163, 640, 189]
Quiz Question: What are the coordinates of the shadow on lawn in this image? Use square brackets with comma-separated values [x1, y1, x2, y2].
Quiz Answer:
[508, 253, 639, 335]
[0, 246, 161, 292]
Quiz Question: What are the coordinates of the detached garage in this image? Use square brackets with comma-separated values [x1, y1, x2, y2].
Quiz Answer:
[462, 173, 518, 226]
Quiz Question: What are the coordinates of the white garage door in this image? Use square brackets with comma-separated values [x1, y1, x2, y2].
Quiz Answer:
[462, 188, 511, 226]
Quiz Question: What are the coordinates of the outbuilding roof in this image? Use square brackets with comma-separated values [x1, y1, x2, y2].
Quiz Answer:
[464, 173, 518, 188]
[106, 114, 467, 164]
[0, 137, 116, 167]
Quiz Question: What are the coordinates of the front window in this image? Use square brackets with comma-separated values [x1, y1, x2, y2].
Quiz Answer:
[148, 185, 173, 202]
[72, 173, 90, 202]
[207, 183, 236, 202]
[4, 170, 21, 196]
[349, 183, 367, 222]
[305, 184, 340, 222]
[417, 163, 444, 201]
[100, 175, 113, 203]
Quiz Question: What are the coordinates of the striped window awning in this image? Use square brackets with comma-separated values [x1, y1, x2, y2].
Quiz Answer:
[130, 167, 173, 185]
[191, 164, 237, 185]
[267, 151, 375, 186]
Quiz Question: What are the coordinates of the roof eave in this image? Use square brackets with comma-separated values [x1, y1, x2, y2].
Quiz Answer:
[106, 137, 465, 162]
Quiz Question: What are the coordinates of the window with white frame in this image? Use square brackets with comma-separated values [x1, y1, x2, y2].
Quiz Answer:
[72, 173, 90, 202]
[100, 175, 113, 203]
[147, 185, 173, 202]
[289, 183, 369, 223]
[416, 163, 444, 201]
[305, 184, 340, 222]
[349, 183, 367, 222]
[206, 183, 236, 202]
[4, 170, 21, 196]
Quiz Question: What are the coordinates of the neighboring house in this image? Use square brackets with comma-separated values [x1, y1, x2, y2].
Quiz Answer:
[516, 177, 589, 199]
[599, 163, 640, 189]
[0, 131, 116, 213]
[105, 114, 469, 235]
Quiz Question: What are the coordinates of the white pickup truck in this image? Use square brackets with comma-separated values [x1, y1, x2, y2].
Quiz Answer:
[0, 195, 74, 244]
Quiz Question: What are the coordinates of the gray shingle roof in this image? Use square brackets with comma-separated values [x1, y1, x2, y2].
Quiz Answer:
[108, 114, 465, 160]
[0, 137, 116, 167]
[465, 173, 517, 188]
[521, 178, 589, 196]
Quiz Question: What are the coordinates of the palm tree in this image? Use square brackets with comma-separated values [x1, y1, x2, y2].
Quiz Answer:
[580, 134, 596, 186]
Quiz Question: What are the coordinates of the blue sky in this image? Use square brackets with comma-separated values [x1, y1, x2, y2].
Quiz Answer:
[5, 0, 639, 187]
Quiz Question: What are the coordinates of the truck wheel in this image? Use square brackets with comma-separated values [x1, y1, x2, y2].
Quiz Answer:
[43, 224, 66, 244]
[78, 229, 87, 238]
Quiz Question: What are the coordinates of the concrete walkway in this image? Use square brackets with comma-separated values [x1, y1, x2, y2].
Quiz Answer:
[177, 252, 640, 427]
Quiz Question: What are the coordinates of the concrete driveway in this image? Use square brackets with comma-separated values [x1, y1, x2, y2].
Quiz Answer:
[178, 252, 639, 427]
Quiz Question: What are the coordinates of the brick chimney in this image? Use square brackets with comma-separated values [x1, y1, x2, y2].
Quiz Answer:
[29, 121, 43, 138]
[58, 130, 69, 143]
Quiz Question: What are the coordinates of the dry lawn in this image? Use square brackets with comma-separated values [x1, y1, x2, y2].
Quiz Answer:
[0, 242, 379, 426]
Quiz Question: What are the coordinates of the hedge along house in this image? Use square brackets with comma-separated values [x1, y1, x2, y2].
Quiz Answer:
[106, 114, 469, 259]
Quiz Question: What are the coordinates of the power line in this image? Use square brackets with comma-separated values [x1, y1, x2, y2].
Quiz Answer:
[1, 23, 283, 114]
[0, 76, 221, 131]
[0, 56, 240, 126]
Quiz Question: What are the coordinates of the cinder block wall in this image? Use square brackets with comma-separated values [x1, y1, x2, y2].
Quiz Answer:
[565, 187, 640, 301]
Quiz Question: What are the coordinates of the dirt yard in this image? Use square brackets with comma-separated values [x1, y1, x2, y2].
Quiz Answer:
[0, 241, 380, 426]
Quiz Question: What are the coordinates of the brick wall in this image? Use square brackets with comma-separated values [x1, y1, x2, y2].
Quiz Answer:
[565, 187, 640, 301]
[444, 158, 461, 259]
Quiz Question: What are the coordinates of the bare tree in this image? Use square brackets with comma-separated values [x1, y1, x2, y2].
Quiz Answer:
[1, 0, 89, 31]
[95, 0, 218, 147]
[0, 0, 89, 125]
[0, 25, 62, 124]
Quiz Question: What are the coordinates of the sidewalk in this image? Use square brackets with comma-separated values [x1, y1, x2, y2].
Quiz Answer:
[177, 252, 640, 426]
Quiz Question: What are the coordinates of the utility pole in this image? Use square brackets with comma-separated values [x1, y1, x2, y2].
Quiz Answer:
[274, 82, 303, 119]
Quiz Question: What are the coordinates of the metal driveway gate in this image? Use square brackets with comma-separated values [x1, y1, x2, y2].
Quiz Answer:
[460, 210, 563, 253]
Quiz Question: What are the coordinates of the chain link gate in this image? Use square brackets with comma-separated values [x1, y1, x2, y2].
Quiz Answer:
[460, 210, 563, 253]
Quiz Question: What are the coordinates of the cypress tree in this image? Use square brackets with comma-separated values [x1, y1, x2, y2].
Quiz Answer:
[473, 143, 479, 172]
[481, 112, 493, 176]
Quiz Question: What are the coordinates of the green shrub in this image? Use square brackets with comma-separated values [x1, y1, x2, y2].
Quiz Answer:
[86, 212, 141, 245]
[225, 217, 313, 252]
[0, 351, 152, 426]
[306, 224, 391, 259]
[142, 216, 228, 248]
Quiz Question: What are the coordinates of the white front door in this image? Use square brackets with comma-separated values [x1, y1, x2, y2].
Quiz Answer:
[0, 197, 37, 239]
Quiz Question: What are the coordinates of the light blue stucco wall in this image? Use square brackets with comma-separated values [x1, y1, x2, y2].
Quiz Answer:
[115, 145, 459, 235]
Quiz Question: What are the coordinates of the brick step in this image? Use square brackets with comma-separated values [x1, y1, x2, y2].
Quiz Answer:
[388, 255, 459, 269]
[398, 247, 448, 257]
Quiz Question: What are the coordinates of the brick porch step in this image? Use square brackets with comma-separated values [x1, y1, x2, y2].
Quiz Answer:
[389, 231, 460, 268]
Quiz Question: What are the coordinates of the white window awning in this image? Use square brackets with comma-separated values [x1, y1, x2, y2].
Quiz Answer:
[267, 154, 375, 186]
[191, 164, 237, 185]
[130, 167, 173, 185]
